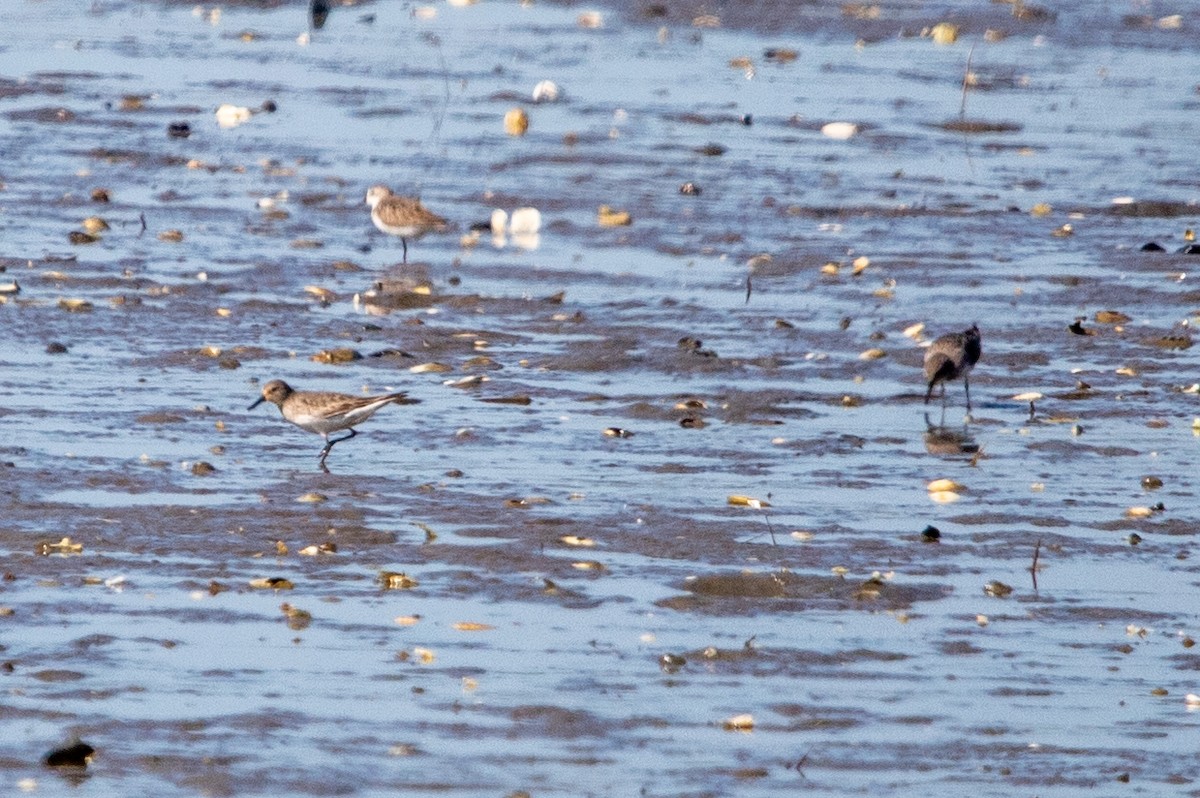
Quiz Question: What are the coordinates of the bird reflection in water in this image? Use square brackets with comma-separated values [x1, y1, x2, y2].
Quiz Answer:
[923, 413, 979, 457]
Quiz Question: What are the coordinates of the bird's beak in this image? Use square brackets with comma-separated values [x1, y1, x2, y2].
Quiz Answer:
[248, 396, 265, 411]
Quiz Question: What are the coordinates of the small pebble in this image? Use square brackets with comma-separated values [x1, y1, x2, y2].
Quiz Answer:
[659, 653, 687, 673]
[44, 741, 95, 768]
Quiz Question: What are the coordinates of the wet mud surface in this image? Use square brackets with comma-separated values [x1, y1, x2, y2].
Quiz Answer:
[3, 0, 1200, 795]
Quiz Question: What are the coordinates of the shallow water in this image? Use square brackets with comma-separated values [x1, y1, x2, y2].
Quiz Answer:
[3, 0, 1200, 795]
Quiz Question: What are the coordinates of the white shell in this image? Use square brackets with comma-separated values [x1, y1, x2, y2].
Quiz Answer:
[490, 208, 509, 234]
[215, 104, 253, 128]
[821, 121, 859, 140]
[532, 80, 560, 102]
[509, 207, 542, 234]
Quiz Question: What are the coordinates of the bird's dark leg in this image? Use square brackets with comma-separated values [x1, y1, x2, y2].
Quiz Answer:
[964, 377, 972, 413]
[317, 429, 358, 471]
[401, 237, 409, 264]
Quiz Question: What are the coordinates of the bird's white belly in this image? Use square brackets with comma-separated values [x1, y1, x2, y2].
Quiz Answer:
[372, 215, 420, 238]
[290, 412, 355, 434]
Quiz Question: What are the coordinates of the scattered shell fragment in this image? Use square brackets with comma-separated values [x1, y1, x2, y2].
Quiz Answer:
[984, 580, 1014, 598]
[602, 427, 633, 438]
[394, 615, 421, 626]
[443, 375, 488, 388]
[509, 207, 542, 235]
[158, 229, 184, 243]
[763, 47, 798, 63]
[577, 10, 603, 28]
[452, 621, 494, 632]
[858, 347, 886, 360]
[1096, 310, 1131, 324]
[296, 492, 328, 503]
[380, 572, 419, 589]
[311, 348, 362, 364]
[929, 22, 959, 44]
[728, 494, 771, 508]
[504, 107, 529, 136]
[409, 362, 453, 374]
[1030, 202, 1053, 217]
[659, 653, 687, 673]
[489, 208, 508, 234]
[279, 603, 313, 630]
[304, 285, 336, 302]
[38, 537, 83, 556]
[903, 322, 926, 340]
[0, 281, 19, 295]
[249, 577, 295, 590]
[598, 205, 632, 226]
[1186, 693, 1200, 707]
[57, 298, 93, 313]
[215, 103, 253, 128]
[559, 535, 596, 547]
[504, 496, 552, 508]
[722, 713, 755, 731]
[571, 560, 606, 572]
[532, 80, 560, 102]
[927, 478, 964, 493]
[81, 216, 109, 234]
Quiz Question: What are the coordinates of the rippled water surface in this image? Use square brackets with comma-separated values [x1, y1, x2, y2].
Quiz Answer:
[4, 0, 1200, 795]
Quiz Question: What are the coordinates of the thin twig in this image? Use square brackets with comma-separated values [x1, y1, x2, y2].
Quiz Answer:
[1030, 537, 1042, 592]
[791, 749, 811, 779]
[959, 42, 976, 118]
[431, 36, 450, 142]
[761, 492, 776, 545]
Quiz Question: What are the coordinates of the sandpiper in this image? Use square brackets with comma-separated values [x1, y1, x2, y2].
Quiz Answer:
[248, 379, 417, 472]
[365, 185, 449, 264]
[924, 324, 982, 411]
